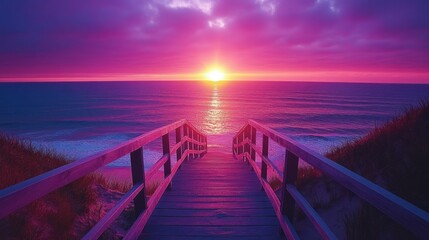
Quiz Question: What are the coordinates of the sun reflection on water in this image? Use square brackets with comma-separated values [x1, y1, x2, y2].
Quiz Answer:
[204, 85, 227, 135]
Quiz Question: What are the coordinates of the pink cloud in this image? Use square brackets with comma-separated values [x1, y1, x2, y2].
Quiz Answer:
[0, 0, 428, 81]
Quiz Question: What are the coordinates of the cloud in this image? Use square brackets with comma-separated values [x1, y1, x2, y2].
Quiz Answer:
[0, 0, 428, 79]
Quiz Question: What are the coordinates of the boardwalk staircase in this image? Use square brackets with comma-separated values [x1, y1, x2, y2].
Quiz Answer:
[1, 119, 428, 239]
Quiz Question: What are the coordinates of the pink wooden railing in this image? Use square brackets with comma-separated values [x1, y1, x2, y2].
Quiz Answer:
[233, 119, 429, 240]
[0, 119, 207, 239]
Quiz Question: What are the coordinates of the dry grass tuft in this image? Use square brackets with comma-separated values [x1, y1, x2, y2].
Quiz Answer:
[145, 181, 161, 196]
[0, 134, 129, 239]
[268, 176, 282, 191]
[0, 134, 100, 239]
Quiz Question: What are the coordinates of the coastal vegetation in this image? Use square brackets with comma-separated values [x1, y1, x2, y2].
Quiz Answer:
[0, 134, 132, 239]
[331, 101, 429, 239]
[297, 101, 429, 239]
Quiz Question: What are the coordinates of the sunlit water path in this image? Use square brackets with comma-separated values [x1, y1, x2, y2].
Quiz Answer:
[1, 81, 428, 168]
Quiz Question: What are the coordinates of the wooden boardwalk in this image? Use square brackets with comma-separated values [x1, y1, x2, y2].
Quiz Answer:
[2, 119, 428, 239]
[141, 152, 284, 239]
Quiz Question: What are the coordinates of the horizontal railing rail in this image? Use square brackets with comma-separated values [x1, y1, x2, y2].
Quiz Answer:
[0, 119, 207, 239]
[233, 119, 429, 240]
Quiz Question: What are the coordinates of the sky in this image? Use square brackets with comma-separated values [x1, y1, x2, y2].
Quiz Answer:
[1, 0, 429, 83]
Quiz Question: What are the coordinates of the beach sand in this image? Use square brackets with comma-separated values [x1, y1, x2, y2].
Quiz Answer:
[96, 166, 132, 185]
[96, 166, 164, 193]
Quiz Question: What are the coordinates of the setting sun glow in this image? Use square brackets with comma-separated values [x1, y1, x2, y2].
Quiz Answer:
[206, 70, 225, 82]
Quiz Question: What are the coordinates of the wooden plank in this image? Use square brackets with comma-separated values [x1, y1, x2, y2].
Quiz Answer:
[185, 163, 244, 166]
[141, 235, 279, 240]
[142, 225, 283, 237]
[176, 168, 253, 172]
[172, 171, 256, 176]
[171, 180, 259, 185]
[147, 216, 279, 226]
[158, 196, 270, 203]
[130, 147, 146, 214]
[161, 191, 267, 197]
[165, 184, 262, 190]
[142, 152, 283, 239]
[248, 119, 429, 239]
[151, 208, 278, 217]
[178, 162, 249, 167]
[162, 192, 271, 198]
[83, 183, 144, 240]
[155, 201, 273, 209]
[287, 184, 337, 240]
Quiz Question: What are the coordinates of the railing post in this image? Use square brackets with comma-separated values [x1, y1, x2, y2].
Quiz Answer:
[183, 124, 189, 161]
[194, 131, 198, 158]
[162, 133, 172, 190]
[204, 136, 207, 154]
[251, 126, 256, 161]
[238, 131, 243, 157]
[232, 137, 235, 157]
[198, 134, 203, 157]
[130, 147, 147, 215]
[190, 130, 194, 159]
[244, 126, 251, 161]
[175, 126, 182, 162]
[261, 135, 268, 180]
[281, 150, 299, 222]
[241, 129, 245, 160]
[196, 133, 200, 158]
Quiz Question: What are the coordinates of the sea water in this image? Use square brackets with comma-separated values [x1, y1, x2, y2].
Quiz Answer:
[1, 81, 428, 168]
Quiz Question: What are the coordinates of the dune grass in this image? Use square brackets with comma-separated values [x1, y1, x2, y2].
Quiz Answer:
[328, 101, 429, 239]
[295, 101, 429, 239]
[242, 102, 428, 238]
[0, 134, 100, 239]
[0, 134, 138, 239]
[327, 101, 429, 208]
[0, 133, 165, 239]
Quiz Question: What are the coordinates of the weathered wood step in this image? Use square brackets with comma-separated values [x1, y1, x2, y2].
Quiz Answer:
[141, 152, 284, 239]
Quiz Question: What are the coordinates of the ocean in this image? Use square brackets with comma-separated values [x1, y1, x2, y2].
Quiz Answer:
[1, 81, 428, 168]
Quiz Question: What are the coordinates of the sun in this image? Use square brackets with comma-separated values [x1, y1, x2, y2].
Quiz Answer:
[205, 69, 225, 82]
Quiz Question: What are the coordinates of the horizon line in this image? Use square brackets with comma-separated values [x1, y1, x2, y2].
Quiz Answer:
[1, 70, 429, 84]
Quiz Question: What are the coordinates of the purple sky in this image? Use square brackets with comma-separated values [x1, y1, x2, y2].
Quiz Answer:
[1, 0, 428, 82]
